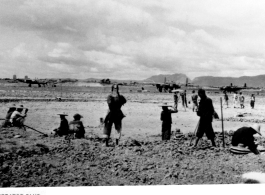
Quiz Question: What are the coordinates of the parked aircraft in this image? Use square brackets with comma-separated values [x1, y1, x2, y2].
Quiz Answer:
[15, 78, 57, 87]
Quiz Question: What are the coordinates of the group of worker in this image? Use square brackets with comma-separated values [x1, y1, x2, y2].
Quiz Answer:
[228, 92, 256, 109]
[166, 88, 262, 154]
[1, 84, 262, 154]
[53, 113, 85, 139]
[1, 103, 85, 139]
[2, 104, 28, 128]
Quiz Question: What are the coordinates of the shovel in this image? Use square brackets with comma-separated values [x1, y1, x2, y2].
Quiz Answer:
[189, 120, 200, 146]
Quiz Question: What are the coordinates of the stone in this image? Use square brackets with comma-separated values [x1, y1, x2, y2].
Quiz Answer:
[13, 135, 22, 138]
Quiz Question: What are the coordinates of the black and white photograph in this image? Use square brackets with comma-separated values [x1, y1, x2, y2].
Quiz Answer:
[2, 0, 265, 192]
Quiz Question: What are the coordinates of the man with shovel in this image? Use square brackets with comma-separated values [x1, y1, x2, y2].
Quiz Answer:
[192, 89, 216, 148]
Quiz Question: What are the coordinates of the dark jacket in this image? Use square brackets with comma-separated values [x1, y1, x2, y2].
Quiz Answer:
[232, 127, 257, 149]
[161, 109, 177, 125]
[56, 118, 69, 136]
[197, 97, 214, 122]
[105, 94, 126, 122]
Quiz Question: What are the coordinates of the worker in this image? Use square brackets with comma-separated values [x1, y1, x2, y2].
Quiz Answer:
[10, 105, 28, 128]
[192, 89, 216, 148]
[53, 113, 69, 136]
[103, 84, 126, 147]
[160, 103, 178, 140]
[191, 90, 198, 112]
[69, 113, 85, 138]
[1, 104, 16, 127]
[172, 90, 179, 111]
[231, 124, 262, 155]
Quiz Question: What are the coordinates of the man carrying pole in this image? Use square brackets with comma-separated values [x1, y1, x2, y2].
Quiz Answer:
[103, 84, 127, 147]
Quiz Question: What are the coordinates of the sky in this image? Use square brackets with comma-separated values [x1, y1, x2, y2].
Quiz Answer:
[1, 0, 265, 80]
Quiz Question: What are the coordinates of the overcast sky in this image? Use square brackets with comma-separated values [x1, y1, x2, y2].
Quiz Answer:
[1, 0, 265, 80]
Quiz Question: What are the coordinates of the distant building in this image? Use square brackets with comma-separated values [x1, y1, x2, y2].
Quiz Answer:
[13, 75, 16, 80]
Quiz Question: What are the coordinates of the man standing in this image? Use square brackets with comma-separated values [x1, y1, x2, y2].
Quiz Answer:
[191, 90, 198, 112]
[180, 91, 187, 111]
[239, 92, 245, 109]
[184, 90, 188, 108]
[250, 94, 255, 109]
[103, 84, 126, 147]
[160, 103, 178, 140]
[233, 92, 238, 108]
[193, 89, 216, 148]
[10, 105, 28, 128]
[232, 124, 262, 154]
[172, 90, 179, 111]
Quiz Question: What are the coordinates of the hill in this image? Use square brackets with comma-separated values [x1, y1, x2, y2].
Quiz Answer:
[144, 73, 190, 84]
[192, 75, 265, 88]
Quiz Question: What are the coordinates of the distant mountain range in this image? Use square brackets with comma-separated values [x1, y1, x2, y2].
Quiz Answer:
[144, 73, 190, 84]
[192, 75, 265, 88]
[7, 74, 265, 88]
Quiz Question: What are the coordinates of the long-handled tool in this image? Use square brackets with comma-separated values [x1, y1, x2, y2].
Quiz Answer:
[21, 109, 48, 137]
[23, 125, 48, 137]
[220, 97, 225, 148]
[0, 118, 48, 137]
[189, 120, 200, 146]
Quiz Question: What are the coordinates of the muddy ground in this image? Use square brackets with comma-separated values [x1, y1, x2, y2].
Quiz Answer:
[1, 85, 265, 187]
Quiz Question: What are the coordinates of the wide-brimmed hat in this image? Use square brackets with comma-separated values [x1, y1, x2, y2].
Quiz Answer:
[159, 103, 172, 107]
[251, 124, 262, 136]
[73, 113, 83, 119]
[57, 113, 68, 116]
[17, 105, 25, 109]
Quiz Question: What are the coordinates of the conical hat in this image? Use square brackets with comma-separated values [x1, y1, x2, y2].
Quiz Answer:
[251, 124, 262, 136]
[17, 105, 26, 109]
[57, 113, 68, 116]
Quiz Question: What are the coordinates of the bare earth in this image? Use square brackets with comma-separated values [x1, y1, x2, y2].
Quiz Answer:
[1, 84, 265, 187]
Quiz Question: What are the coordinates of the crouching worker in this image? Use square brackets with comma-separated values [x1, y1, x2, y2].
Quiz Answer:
[10, 105, 28, 128]
[1, 104, 16, 127]
[53, 113, 69, 136]
[103, 84, 126, 147]
[232, 124, 262, 155]
[160, 103, 178, 141]
[69, 114, 85, 139]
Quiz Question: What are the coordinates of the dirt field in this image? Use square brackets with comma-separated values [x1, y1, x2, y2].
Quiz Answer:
[1, 84, 265, 187]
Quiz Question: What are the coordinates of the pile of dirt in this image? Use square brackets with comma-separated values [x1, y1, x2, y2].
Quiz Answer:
[1, 127, 265, 187]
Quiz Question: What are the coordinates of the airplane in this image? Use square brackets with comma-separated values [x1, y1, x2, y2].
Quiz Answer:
[15, 78, 57, 87]
[219, 83, 260, 93]
[155, 82, 181, 93]
[220, 85, 245, 93]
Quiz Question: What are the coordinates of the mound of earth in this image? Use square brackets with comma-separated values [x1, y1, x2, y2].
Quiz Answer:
[1, 127, 265, 187]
